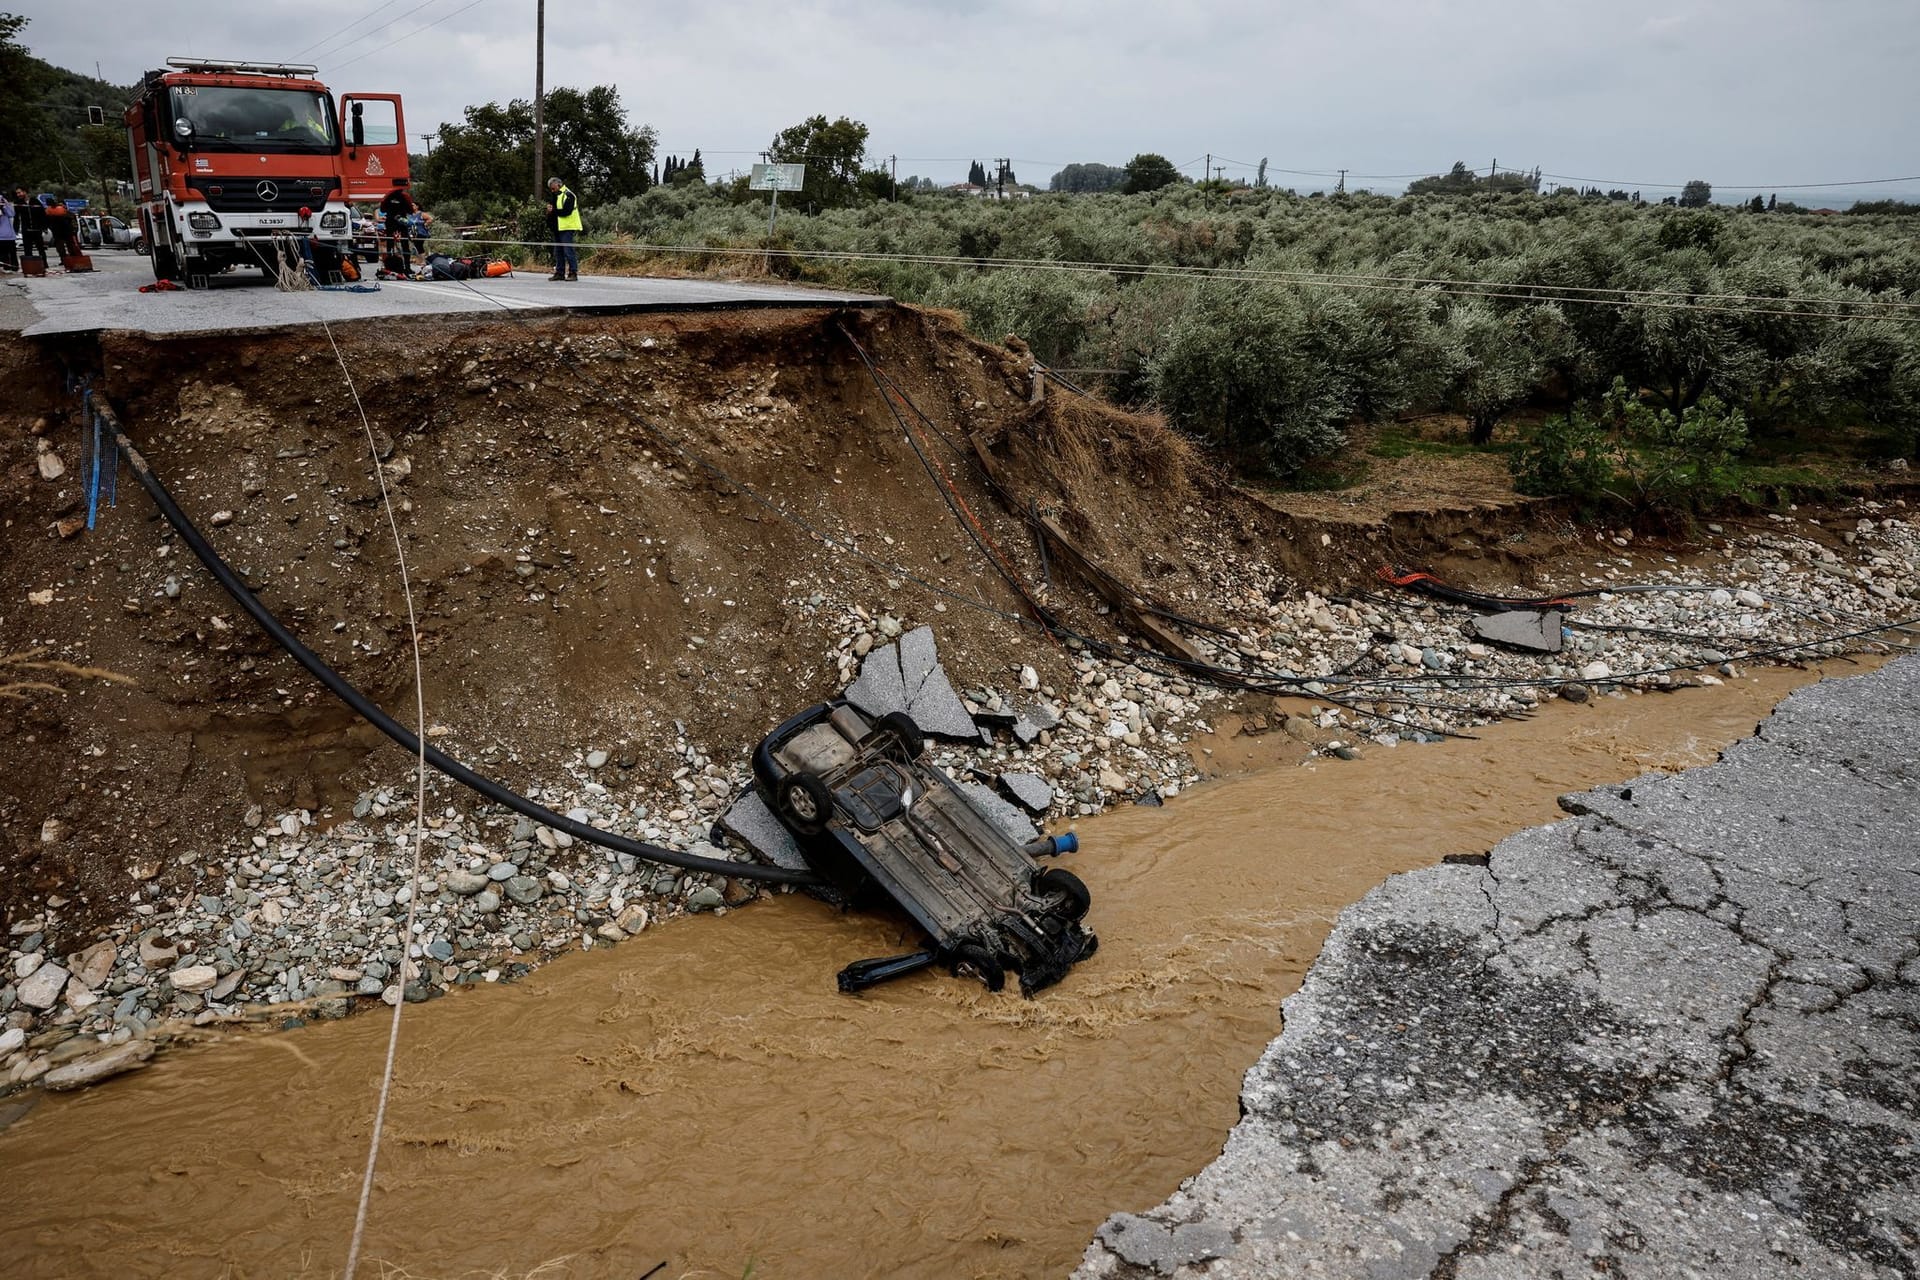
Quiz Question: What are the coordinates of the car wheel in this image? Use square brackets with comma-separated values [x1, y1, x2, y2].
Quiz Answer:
[775, 771, 833, 835]
[134, 236, 149, 256]
[953, 942, 1005, 993]
[1033, 867, 1090, 921]
[874, 710, 924, 760]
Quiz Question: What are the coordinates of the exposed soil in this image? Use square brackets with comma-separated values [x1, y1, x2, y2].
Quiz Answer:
[4, 302, 1906, 959]
[0, 303, 1489, 950]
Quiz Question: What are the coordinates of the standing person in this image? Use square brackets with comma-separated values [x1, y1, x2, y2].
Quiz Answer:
[545, 176, 581, 281]
[0, 195, 16, 272]
[11, 188, 46, 267]
[410, 209, 430, 259]
[44, 197, 82, 261]
[377, 184, 417, 275]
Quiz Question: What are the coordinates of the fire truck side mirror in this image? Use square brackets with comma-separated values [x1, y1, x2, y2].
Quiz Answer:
[173, 119, 193, 141]
[351, 101, 365, 149]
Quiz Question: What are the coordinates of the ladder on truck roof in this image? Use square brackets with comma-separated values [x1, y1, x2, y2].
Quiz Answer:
[164, 57, 319, 77]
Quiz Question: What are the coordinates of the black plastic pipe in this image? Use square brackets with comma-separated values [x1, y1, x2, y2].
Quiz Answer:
[107, 409, 821, 887]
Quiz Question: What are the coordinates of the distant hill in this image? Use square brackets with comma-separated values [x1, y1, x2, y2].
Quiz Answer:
[0, 15, 138, 198]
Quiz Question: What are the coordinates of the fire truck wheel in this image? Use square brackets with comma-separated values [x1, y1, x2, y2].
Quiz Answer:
[151, 243, 178, 281]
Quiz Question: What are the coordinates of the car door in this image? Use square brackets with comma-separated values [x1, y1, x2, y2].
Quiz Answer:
[338, 94, 412, 202]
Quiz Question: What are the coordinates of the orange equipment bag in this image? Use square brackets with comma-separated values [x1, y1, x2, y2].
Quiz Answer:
[484, 259, 512, 278]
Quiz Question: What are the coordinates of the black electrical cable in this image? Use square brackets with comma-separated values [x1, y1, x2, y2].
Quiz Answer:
[104, 412, 822, 888]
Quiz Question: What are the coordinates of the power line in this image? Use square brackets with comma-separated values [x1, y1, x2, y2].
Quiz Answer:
[313, 0, 481, 69]
[1539, 170, 1920, 192]
[327, 0, 490, 73]
[291, 0, 404, 58]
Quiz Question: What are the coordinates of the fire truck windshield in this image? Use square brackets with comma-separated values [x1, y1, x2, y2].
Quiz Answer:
[170, 85, 337, 153]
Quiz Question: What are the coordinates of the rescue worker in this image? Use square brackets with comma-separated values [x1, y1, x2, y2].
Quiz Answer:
[545, 176, 581, 281]
[377, 184, 417, 275]
[10, 188, 46, 267]
[0, 195, 15, 272]
[44, 197, 82, 261]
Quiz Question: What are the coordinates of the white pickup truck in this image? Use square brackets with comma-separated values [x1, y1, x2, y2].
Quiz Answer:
[78, 214, 146, 252]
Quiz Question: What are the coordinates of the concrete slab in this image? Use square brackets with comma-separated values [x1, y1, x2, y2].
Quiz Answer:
[4, 261, 889, 338]
[898, 626, 941, 705]
[1076, 655, 1920, 1280]
[906, 662, 983, 742]
[954, 781, 1041, 848]
[718, 791, 809, 874]
[997, 772, 1055, 815]
[1467, 608, 1564, 653]
[844, 642, 908, 720]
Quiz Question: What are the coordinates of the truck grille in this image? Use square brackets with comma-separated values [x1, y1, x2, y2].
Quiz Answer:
[186, 176, 337, 214]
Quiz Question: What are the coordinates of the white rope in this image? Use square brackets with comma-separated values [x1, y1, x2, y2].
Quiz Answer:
[318, 313, 427, 1280]
[271, 233, 317, 293]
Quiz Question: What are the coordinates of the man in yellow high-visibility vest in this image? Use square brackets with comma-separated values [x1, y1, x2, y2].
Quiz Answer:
[545, 176, 582, 281]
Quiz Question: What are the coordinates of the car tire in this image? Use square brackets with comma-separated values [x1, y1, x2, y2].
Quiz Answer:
[775, 771, 833, 836]
[134, 236, 149, 256]
[1033, 867, 1090, 921]
[874, 710, 924, 760]
[953, 942, 1005, 993]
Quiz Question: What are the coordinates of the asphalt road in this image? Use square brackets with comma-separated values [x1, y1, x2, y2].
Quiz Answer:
[1078, 654, 1920, 1279]
[1, 249, 889, 337]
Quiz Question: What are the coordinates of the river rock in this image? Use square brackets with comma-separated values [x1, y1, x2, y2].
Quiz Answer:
[472, 889, 501, 914]
[503, 875, 543, 905]
[138, 931, 178, 970]
[17, 961, 70, 1010]
[585, 750, 609, 769]
[170, 965, 219, 994]
[0, 1027, 26, 1057]
[43, 1039, 156, 1091]
[444, 869, 490, 896]
[66, 939, 119, 991]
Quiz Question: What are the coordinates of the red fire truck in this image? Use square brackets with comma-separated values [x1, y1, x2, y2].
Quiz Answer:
[125, 58, 409, 287]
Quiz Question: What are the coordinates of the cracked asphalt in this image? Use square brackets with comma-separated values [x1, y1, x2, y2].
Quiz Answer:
[1076, 655, 1919, 1280]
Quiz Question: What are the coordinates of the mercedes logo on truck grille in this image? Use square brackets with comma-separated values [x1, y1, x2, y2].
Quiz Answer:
[256, 181, 279, 202]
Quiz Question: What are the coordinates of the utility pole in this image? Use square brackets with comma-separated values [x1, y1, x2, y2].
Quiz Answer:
[533, 0, 546, 198]
[890, 154, 897, 202]
[996, 157, 1009, 199]
[1205, 153, 1210, 185]
[1337, 168, 1347, 194]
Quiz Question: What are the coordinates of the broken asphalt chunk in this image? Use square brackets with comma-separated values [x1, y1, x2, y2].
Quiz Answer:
[1467, 608, 1564, 653]
[997, 772, 1054, 815]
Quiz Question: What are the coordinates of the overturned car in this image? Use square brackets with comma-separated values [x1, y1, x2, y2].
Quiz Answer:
[752, 699, 1097, 996]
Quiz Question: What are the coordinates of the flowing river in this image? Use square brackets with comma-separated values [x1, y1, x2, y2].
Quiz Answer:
[0, 664, 1854, 1279]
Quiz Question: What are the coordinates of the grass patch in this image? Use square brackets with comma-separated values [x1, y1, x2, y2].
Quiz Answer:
[1368, 426, 1516, 459]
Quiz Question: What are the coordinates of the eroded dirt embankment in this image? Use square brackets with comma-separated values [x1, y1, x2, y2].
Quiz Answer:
[2, 304, 1588, 948]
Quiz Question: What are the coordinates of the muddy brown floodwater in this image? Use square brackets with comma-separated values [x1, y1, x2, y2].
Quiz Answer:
[0, 664, 1863, 1279]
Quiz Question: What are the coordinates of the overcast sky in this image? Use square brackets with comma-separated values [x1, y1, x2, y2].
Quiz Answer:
[16, 0, 1920, 194]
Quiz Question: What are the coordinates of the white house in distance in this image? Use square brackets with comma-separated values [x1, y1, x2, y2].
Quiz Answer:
[946, 183, 1032, 199]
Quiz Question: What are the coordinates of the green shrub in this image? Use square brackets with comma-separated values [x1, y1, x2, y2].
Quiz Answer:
[1512, 377, 1749, 514]
[1150, 284, 1353, 475]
